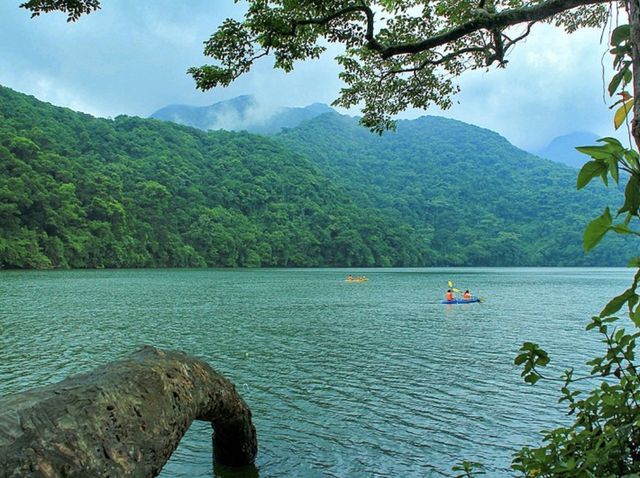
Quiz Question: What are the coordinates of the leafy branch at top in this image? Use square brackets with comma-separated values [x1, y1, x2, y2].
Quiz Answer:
[20, 0, 100, 21]
[19, 0, 613, 133]
[186, 0, 610, 133]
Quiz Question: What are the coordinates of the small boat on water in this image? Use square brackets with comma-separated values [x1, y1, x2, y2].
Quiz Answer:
[443, 279, 482, 303]
[441, 298, 481, 304]
[346, 275, 368, 283]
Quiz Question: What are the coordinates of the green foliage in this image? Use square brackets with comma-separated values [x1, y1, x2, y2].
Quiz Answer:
[583, 207, 612, 252]
[514, 342, 550, 385]
[20, 0, 101, 21]
[512, 301, 640, 476]
[576, 160, 609, 190]
[512, 23, 640, 477]
[277, 112, 629, 266]
[1, 85, 628, 269]
[452, 460, 485, 477]
[0, 85, 432, 269]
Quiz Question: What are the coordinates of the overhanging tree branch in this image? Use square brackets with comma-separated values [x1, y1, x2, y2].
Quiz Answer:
[378, 0, 607, 58]
[20, 0, 100, 21]
[288, 4, 382, 49]
[381, 46, 487, 80]
[18, 0, 621, 135]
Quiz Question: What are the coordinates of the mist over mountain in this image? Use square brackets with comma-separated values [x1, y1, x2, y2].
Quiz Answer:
[535, 131, 600, 168]
[150, 95, 335, 134]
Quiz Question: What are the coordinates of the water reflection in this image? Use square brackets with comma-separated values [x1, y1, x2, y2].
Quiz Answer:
[214, 462, 259, 478]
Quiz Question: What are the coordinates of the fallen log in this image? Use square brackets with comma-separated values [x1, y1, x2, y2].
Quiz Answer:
[0, 346, 257, 477]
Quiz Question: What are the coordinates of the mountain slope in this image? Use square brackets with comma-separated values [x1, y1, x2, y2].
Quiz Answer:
[0, 86, 421, 269]
[149, 95, 334, 134]
[535, 131, 600, 168]
[0, 85, 628, 268]
[276, 113, 626, 266]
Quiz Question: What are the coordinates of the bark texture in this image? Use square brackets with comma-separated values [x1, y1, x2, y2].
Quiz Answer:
[0, 346, 257, 477]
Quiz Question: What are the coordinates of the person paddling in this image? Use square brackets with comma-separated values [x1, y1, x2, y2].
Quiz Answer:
[463, 290, 472, 300]
[445, 289, 454, 302]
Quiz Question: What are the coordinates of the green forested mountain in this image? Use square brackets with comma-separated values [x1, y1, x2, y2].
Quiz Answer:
[276, 113, 627, 266]
[0, 86, 422, 269]
[0, 85, 627, 268]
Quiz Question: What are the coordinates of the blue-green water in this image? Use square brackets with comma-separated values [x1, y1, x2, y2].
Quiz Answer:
[0, 268, 633, 477]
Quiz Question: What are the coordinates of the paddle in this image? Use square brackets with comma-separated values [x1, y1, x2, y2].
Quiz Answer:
[447, 280, 460, 293]
[449, 280, 484, 302]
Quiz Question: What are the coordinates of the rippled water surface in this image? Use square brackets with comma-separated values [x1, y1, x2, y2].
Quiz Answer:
[0, 268, 633, 477]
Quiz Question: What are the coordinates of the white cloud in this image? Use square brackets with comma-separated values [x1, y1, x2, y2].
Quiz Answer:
[406, 24, 621, 151]
[30, 75, 111, 118]
[0, 1, 628, 151]
[205, 100, 281, 131]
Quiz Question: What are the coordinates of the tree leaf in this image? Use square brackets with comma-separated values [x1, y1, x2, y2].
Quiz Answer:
[611, 24, 631, 46]
[624, 149, 640, 170]
[618, 175, 640, 216]
[597, 137, 624, 148]
[600, 288, 635, 318]
[608, 67, 629, 96]
[536, 353, 550, 367]
[614, 99, 634, 130]
[607, 157, 620, 184]
[575, 145, 616, 161]
[524, 374, 540, 385]
[577, 161, 608, 189]
[514, 353, 528, 366]
[583, 207, 612, 252]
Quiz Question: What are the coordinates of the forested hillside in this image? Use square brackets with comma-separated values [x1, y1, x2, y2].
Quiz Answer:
[0, 85, 628, 269]
[0, 86, 422, 269]
[276, 113, 627, 266]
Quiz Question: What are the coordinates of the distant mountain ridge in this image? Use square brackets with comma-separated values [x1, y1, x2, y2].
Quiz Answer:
[150, 95, 335, 134]
[535, 131, 600, 168]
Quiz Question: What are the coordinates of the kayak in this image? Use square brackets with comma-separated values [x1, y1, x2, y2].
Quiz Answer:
[442, 298, 481, 304]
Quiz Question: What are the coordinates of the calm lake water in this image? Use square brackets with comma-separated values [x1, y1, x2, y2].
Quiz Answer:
[0, 268, 633, 477]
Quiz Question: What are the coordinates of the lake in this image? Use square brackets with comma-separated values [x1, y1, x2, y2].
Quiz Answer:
[0, 268, 633, 477]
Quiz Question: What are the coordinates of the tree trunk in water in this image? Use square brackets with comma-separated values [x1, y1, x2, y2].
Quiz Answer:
[0, 346, 257, 477]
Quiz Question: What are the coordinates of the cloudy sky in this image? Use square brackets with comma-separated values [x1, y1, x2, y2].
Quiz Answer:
[0, 0, 627, 151]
